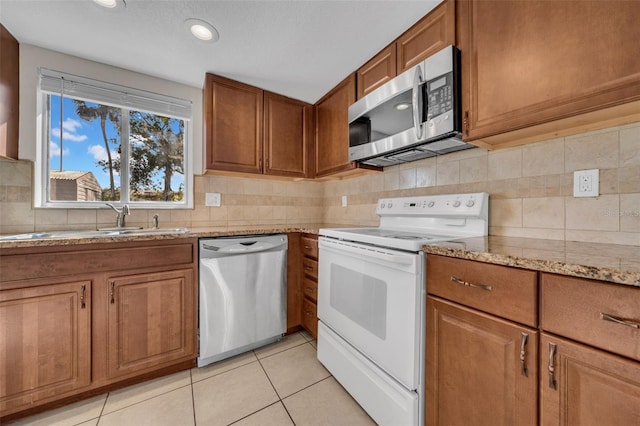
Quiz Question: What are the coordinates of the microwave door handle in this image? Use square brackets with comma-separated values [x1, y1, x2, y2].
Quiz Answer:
[412, 64, 424, 139]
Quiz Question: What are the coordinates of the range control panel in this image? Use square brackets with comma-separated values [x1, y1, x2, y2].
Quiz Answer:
[376, 192, 487, 217]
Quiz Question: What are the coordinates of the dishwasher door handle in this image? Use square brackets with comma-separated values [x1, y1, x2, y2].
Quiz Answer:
[202, 240, 286, 255]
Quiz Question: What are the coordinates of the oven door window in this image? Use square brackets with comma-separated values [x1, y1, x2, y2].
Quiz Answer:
[329, 264, 387, 340]
[318, 239, 422, 389]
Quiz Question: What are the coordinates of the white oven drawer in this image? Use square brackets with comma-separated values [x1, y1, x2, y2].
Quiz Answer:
[318, 237, 423, 389]
[318, 322, 419, 426]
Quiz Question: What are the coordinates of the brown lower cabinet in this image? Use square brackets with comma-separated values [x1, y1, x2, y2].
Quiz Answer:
[426, 254, 640, 426]
[0, 281, 92, 413]
[300, 234, 318, 338]
[540, 333, 640, 426]
[0, 239, 198, 420]
[107, 269, 196, 379]
[426, 297, 538, 426]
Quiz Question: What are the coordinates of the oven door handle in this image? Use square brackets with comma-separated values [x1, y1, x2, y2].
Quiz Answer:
[320, 240, 414, 265]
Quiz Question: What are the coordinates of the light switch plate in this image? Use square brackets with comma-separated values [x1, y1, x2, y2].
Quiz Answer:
[205, 192, 221, 207]
[573, 169, 599, 197]
[341, 195, 348, 207]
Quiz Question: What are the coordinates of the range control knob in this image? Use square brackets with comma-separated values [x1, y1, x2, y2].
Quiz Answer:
[453, 200, 461, 207]
[387, 202, 393, 208]
[466, 200, 475, 207]
[427, 201, 435, 208]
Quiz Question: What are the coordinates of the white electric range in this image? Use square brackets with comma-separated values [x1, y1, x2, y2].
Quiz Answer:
[317, 192, 488, 426]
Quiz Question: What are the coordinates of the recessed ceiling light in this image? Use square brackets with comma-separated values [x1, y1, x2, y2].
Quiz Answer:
[93, 0, 125, 9]
[185, 18, 219, 43]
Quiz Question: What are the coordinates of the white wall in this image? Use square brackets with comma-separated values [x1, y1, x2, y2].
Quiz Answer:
[18, 44, 205, 174]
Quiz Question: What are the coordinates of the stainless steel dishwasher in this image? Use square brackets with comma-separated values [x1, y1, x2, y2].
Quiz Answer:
[197, 234, 287, 367]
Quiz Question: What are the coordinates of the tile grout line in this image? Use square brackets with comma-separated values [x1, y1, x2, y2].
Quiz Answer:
[190, 368, 197, 426]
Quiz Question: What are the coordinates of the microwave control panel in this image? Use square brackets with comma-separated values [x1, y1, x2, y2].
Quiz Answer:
[425, 71, 454, 119]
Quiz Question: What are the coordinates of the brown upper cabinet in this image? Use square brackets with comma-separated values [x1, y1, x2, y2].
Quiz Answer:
[204, 73, 312, 178]
[356, 0, 455, 99]
[314, 74, 379, 177]
[1, 24, 19, 160]
[456, 0, 640, 148]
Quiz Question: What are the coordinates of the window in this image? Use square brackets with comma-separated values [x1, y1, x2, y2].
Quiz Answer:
[37, 69, 193, 208]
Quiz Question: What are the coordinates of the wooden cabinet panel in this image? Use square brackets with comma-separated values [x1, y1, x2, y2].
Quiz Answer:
[356, 44, 397, 99]
[302, 276, 317, 302]
[397, 0, 455, 73]
[0, 242, 194, 282]
[315, 75, 356, 177]
[0, 281, 91, 414]
[302, 257, 318, 280]
[541, 273, 640, 362]
[457, 0, 640, 145]
[107, 269, 196, 379]
[427, 296, 538, 426]
[540, 333, 640, 426]
[286, 232, 302, 332]
[0, 24, 19, 160]
[302, 297, 318, 339]
[301, 236, 318, 259]
[427, 254, 538, 327]
[264, 92, 311, 178]
[204, 74, 263, 174]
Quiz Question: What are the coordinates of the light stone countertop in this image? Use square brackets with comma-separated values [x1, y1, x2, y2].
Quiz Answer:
[423, 236, 640, 288]
[1, 227, 638, 287]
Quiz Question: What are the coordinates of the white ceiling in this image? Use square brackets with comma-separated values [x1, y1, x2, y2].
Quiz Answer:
[0, 0, 440, 104]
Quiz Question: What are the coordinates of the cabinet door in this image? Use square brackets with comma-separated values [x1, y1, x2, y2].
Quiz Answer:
[204, 74, 263, 174]
[356, 44, 397, 99]
[426, 296, 538, 426]
[457, 0, 640, 142]
[540, 333, 640, 426]
[314, 74, 356, 177]
[397, 0, 455, 73]
[264, 92, 311, 178]
[1, 281, 91, 413]
[0, 24, 19, 160]
[107, 269, 196, 379]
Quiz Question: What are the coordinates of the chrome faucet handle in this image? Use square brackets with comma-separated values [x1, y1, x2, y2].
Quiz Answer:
[104, 203, 130, 228]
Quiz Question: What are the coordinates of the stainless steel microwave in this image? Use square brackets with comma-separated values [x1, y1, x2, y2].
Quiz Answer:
[349, 45, 473, 167]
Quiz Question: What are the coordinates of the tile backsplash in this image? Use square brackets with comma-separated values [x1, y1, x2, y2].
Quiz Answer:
[1, 122, 639, 245]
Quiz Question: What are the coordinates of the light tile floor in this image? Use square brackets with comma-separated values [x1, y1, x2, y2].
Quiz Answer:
[10, 331, 375, 426]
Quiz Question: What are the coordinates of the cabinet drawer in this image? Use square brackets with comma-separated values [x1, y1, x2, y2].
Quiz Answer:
[302, 257, 318, 279]
[302, 276, 318, 302]
[301, 236, 318, 259]
[541, 273, 640, 362]
[302, 298, 318, 339]
[426, 255, 538, 327]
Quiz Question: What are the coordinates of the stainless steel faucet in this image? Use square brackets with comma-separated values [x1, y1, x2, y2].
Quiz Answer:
[152, 214, 159, 230]
[105, 203, 130, 228]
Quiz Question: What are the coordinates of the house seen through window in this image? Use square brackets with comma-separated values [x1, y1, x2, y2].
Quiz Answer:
[39, 69, 192, 207]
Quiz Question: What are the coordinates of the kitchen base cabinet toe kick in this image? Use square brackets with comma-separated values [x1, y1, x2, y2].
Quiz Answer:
[0, 239, 198, 421]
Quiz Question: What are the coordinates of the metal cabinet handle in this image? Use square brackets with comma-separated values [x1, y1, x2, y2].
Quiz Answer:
[109, 281, 115, 304]
[600, 312, 640, 329]
[548, 342, 557, 390]
[80, 284, 86, 309]
[519, 332, 529, 377]
[304, 245, 312, 250]
[450, 276, 493, 291]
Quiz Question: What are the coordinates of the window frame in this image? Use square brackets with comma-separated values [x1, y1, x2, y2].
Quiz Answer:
[35, 68, 193, 209]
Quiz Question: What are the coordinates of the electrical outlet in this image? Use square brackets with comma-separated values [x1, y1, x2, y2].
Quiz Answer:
[341, 195, 348, 208]
[205, 192, 221, 207]
[573, 169, 599, 197]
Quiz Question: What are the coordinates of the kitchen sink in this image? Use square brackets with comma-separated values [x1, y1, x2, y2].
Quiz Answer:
[0, 228, 189, 241]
